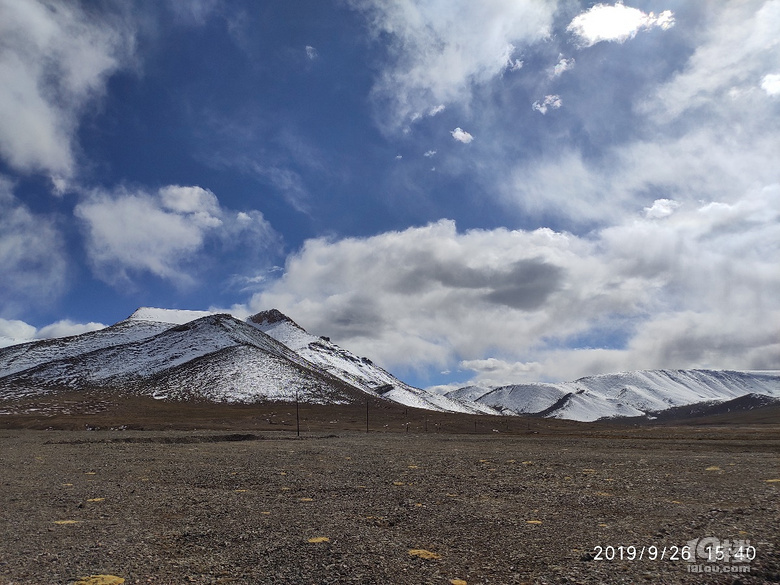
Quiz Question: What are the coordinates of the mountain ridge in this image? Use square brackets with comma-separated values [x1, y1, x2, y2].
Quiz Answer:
[1, 307, 777, 422]
[449, 368, 780, 421]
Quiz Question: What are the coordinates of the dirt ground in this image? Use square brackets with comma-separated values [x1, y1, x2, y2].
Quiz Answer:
[1, 423, 778, 584]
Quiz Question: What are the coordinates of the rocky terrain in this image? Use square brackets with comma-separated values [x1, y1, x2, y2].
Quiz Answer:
[0, 421, 778, 584]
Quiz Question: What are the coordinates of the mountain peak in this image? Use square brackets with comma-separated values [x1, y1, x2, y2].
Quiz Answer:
[247, 309, 305, 330]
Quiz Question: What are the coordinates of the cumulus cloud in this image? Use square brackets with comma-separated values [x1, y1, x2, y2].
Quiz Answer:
[567, 2, 674, 48]
[347, 0, 555, 131]
[0, 0, 135, 180]
[37, 320, 106, 339]
[251, 186, 779, 384]
[450, 128, 474, 143]
[0, 177, 68, 314]
[75, 185, 278, 286]
[503, 1, 780, 226]
[0, 318, 106, 348]
[761, 73, 780, 96]
[644, 198, 680, 219]
[532, 95, 562, 114]
[0, 318, 37, 347]
[454, 357, 544, 390]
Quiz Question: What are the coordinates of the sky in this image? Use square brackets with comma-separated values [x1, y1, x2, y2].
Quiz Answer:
[1, 0, 778, 390]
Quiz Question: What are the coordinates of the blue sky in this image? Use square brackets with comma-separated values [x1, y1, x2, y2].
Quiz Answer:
[1, 0, 779, 389]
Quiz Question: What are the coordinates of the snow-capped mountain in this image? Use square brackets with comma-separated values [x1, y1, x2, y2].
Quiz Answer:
[0, 310, 366, 404]
[246, 309, 494, 414]
[1, 307, 777, 422]
[446, 369, 780, 422]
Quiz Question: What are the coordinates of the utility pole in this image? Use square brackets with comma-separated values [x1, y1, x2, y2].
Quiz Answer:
[296, 388, 300, 437]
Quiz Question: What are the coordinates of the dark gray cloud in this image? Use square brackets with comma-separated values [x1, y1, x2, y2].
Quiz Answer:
[482, 260, 564, 310]
[392, 253, 563, 311]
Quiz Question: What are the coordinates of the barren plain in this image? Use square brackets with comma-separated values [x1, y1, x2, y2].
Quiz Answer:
[0, 399, 778, 584]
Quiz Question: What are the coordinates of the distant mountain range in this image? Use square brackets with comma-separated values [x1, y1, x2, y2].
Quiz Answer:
[1, 308, 778, 422]
[446, 369, 780, 422]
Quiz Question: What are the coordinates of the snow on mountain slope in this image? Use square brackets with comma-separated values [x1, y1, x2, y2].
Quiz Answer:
[247, 310, 496, 414]
[0, 313, 364, 404]
[0, 318, 172, 379]
[0, 307, 219, 379]
[447, 369, 780, 421]
[141, 345, 359, 404]
[450, 383, 568, 415]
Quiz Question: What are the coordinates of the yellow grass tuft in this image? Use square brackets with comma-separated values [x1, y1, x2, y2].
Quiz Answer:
[308, 536, 330, 543]
[73, 576, 125, 585]
[408, 549, 441, 560]
[73, 575, 125, 585]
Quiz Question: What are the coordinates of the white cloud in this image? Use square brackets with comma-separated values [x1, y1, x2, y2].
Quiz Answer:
[451, 128, 474, 143]
[0, 176, 68, 314]
[37, 320, 106, 339]
[552, 57, 575, 77]
[0, 0, 135, 180]
[507, 58, 524, 72]
[348, 0, 555, 131]
[567, 3, 675, 48]
[169, 0, 222, 25]
[0, 318, 106, 348]
[251, 188, 779, 383]
[643, 1, 779, 121]
[429, 104, 446, 116]
[424, 150, 437, 157]
[305, 45, 318, 60]
[457, 357, 543, 388]
[761, 73, 780, 96]
[644, 198, 680, 219]
[0, 318, 37, 347]
[75, 185, 278, 286]
[532, 94, 562, 114]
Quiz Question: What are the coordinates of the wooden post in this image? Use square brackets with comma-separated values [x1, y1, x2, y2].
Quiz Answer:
[296, 389, 300, 437]
[366, 397, 369, 434]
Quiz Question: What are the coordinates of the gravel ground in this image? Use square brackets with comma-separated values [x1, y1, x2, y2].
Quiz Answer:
[0, 429, 778, 584]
